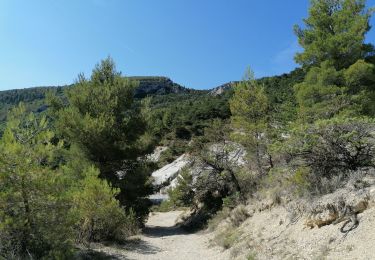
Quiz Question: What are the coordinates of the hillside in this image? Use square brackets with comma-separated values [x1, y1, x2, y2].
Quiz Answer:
[0, 76, 197, 133]
[0, 69, 303, 124]
[0, 76, 191, 111]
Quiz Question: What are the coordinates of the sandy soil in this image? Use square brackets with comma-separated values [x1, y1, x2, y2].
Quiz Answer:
[90, 211, 229, 260]
[226, 205, 375, 260]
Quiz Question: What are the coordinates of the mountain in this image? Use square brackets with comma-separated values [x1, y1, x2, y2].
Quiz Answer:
[0, 69, 304, 134]
[130, 76, 194, 98]
[0, 77, 195, 122]
[0, 76, 191, 105]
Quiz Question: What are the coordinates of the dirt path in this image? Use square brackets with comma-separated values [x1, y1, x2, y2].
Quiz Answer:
[91, 211, 229, 260]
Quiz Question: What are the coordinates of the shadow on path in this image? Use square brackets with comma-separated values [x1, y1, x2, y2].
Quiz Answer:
[77, 248, 130, 260]
[143, 224, 188, 238]
[121, 239, 162, 255]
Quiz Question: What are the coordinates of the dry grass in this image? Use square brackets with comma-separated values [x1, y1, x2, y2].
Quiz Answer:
[214, 227, 243, 249]
[230, 205, 250, 227]
[207, 207, 231, 231]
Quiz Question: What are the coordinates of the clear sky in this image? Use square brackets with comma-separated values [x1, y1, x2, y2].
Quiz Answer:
[1, 0, 374, 90]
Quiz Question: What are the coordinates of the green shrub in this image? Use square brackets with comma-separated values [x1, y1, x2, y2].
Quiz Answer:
[72, 167, 138, 243]
[152, 200, 176, 212]
[281, 117, 375, 195]
[291, 166, 311, 196]
[168, 168, 194, 207]
[222, 192, 242, 209]
[158, 148, 175, 167]
[0, 105, 75, 259]
[247, 252, 257, 260]
[286, 117, 375, 178]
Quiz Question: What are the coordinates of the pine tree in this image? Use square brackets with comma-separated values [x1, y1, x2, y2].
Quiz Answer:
[0, 104, 74, 258]
[51, 57, 153, 222]
[294, 0, 375, 121]
[230, 69, 272, 173]
[294, 0, 374, 70]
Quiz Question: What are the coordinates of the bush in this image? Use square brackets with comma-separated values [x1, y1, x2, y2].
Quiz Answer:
[280, 117, 375, 196]
[214, 227, 242, 249]
[152, 200, 176, 212]
[157, 140, 188, 168]
[229, 205, 250, 227]
[207, 207, 231, 231]
[222, 192, 242, 209]
[0, 106, 75, 259]
[168, 168, 195, 207]
[258, 167, 294, 202]
[286, 117, 375, 178]
[72, 167, 139, 244]
[158, 148, 175, 166]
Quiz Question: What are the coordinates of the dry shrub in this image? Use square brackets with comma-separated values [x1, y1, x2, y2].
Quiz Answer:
[214, 227, 243, 249]
[230, 205, 250, 227]
[207, 207, 231, 231]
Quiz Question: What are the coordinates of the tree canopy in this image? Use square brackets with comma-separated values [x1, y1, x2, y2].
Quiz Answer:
[294, 0, 374, 70]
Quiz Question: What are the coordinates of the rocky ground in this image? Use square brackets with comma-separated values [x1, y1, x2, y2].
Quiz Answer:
[217, 173, 375, 260]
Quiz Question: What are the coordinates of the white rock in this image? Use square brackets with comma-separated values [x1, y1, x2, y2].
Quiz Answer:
[151, 154, 189, 186]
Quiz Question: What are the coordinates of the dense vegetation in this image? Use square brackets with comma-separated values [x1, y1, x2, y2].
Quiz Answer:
[0, 0, 374, 258]
[165, 0, 375, 229]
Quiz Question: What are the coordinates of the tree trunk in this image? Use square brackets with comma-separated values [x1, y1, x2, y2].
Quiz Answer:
[268, 152, 274, 169]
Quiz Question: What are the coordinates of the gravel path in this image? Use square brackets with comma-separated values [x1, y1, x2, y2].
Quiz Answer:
[91, 211, 229, 260]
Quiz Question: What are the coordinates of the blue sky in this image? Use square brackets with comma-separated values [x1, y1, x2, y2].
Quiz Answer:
[1, 0, 374, 90]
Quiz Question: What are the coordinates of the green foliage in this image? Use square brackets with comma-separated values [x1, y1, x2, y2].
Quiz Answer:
[291, 167, 312, 195]
[294, 60, 375, 122]
[222, 192, 242, 209]
[167, 168, 195, 207]
[152, 200, 176, 212]
[230, 68, 273, 173]
[230, 69, 269, 138]
[294, 0, 374, 70]
[247, 252, 257, 260]
[51, 57, 154, 222]
[72, 166, 138, 243]
[56, 59, 144, 164]
[0, 87, 66, 132]
[344, 59, 375, 115]
[259, 68, 305, 124]
[283, 117, 375, 191]
[293, 0, 375, 124]
[147, 91, 231, 143]
[294, 61, 353, 122]
[0, 104, 74, 259]
[157, 140, 187, 168]
[0, 103, 140, 258]
[191, 120, 244, 209]
[157, 148, 176, 167]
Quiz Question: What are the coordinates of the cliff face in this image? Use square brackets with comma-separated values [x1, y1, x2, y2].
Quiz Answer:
[208, 82, 236, 96]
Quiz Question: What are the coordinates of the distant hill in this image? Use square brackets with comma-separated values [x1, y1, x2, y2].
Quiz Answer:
[130, 76, 197, 98]
[0, 69, 305, 134]
[0, 76, 192, 105]
[0, 77, 196, 122]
